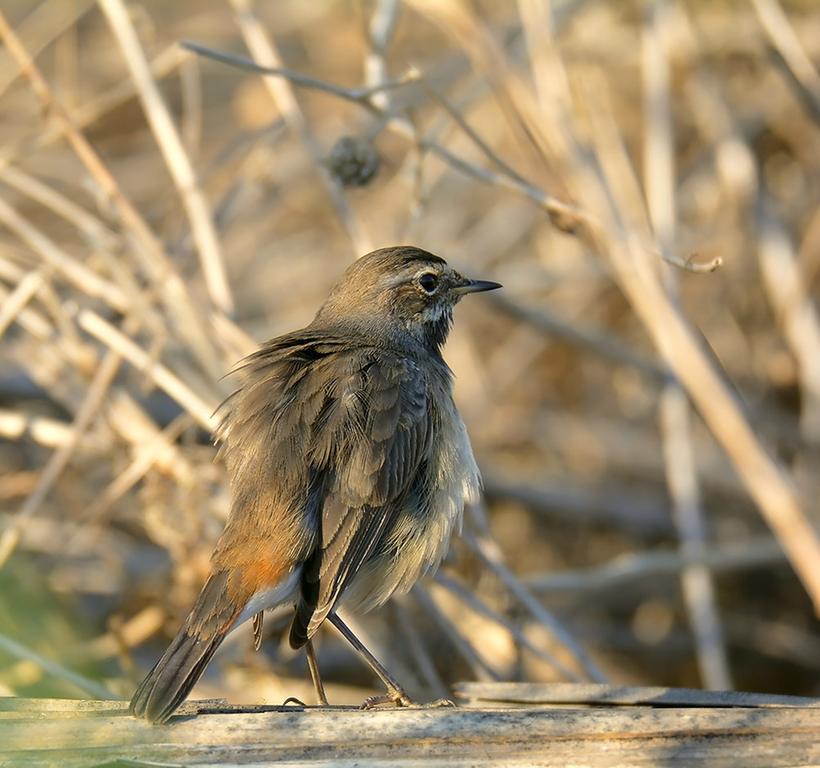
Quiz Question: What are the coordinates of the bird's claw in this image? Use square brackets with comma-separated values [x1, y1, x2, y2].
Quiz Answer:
[425, 698, 455, 708]
[360, 688, 415, 709]
[360, 691, 455, 709]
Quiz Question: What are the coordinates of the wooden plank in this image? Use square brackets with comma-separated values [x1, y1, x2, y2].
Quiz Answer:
[0, 698, 223, 717]
[1, 696, 819, 767]
[454, 682, 820, 708]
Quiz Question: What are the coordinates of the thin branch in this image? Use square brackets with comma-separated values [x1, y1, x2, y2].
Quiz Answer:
[183, 36, 720, 280]
[182, 40, 585, 235]
[224, 2, 372, 255]
[412, 69, 532, 189]
[181, 40, 410, 105]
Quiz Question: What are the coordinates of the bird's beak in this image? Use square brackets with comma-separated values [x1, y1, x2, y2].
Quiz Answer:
[452, 277, 502, 295]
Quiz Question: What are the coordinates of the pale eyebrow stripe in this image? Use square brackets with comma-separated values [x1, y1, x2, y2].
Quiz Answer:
[380, 265, 444, 290]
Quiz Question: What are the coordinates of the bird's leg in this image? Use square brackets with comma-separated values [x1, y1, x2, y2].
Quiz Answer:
[327, 613, 415, 708]
[282, 640, 327, 707]
[305, 639, 329, 705]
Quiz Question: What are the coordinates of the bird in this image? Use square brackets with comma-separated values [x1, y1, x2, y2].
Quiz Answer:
[129, 245, 501, 723]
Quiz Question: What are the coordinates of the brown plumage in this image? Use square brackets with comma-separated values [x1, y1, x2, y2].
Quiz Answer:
[130, 246, 501, 723]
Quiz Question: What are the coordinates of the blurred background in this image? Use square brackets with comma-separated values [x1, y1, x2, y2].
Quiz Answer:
[0, 0, 818, 707]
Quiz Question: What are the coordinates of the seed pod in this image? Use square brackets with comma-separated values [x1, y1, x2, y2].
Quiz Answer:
[325, 136, 380, 187]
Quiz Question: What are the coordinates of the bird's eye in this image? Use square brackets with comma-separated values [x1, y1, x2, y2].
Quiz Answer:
[418, 272, 438, 293]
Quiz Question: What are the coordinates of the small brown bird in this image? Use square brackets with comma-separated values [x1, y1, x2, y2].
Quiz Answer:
[130, 246, 501, 723]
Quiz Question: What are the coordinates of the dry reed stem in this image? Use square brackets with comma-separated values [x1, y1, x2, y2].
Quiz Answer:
[409, 0, 820, 616]
[105, 394, 196, 484]
[98, 0, 234, 315]
[0, 283, 52, 340]
[752, 0, 820, 117]
[0, 165, 119, 251]
[588, 105, 820, 614]
[0, 408, 98, 451]
[0, 10, 225, 379]
[0, 269, 46, 340]
[434, 572, 580, 682]
[465, 512, 606, 683]
[0, 197, 128, 311]
[81, 414, 193, 527]
[228, 0, 372, 256]
[758, 206, 820, 440]
[0, 631, 115, 700]
[366, 0, 401, 113]
[4, 43, 189, 160]
[412, 585, 500, 682]
[393, 600, 450, 699]
[0, 350, 122, 568]
[0, 0, 94, 99]
[526, 537, 785, 594]
[77, 309, 218, 430]
[179, 54, 203, 159]
[643, 1, 731, 690]
[78, 606, 165, 664]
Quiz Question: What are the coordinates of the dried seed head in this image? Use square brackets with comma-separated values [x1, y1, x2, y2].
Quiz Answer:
[325, 136, 380, 187]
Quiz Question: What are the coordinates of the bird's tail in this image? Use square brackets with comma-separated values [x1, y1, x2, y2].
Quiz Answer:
[130, 571, 243, 724]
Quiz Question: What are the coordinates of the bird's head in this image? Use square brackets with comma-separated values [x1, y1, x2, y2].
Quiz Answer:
[315, 246, 501, 349]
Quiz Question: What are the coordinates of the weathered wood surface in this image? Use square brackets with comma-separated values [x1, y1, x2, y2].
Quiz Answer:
[454, 681, 820, 708]
[1, 685, 819, 768]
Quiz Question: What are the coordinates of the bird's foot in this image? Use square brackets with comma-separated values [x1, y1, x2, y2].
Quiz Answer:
[360, 687, 415, 709]
[423, 698, 455, 708]
[282, 696, 307, 707]
[360, 690, 455, 709]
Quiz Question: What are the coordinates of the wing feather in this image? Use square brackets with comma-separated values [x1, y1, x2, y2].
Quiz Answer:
[214, 332, 433, 649]
[289, 355, 431, 648]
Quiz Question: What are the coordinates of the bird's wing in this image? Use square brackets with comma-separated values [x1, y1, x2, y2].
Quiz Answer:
[289, 351, 433, 648]
[210, 332, 351, 577]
